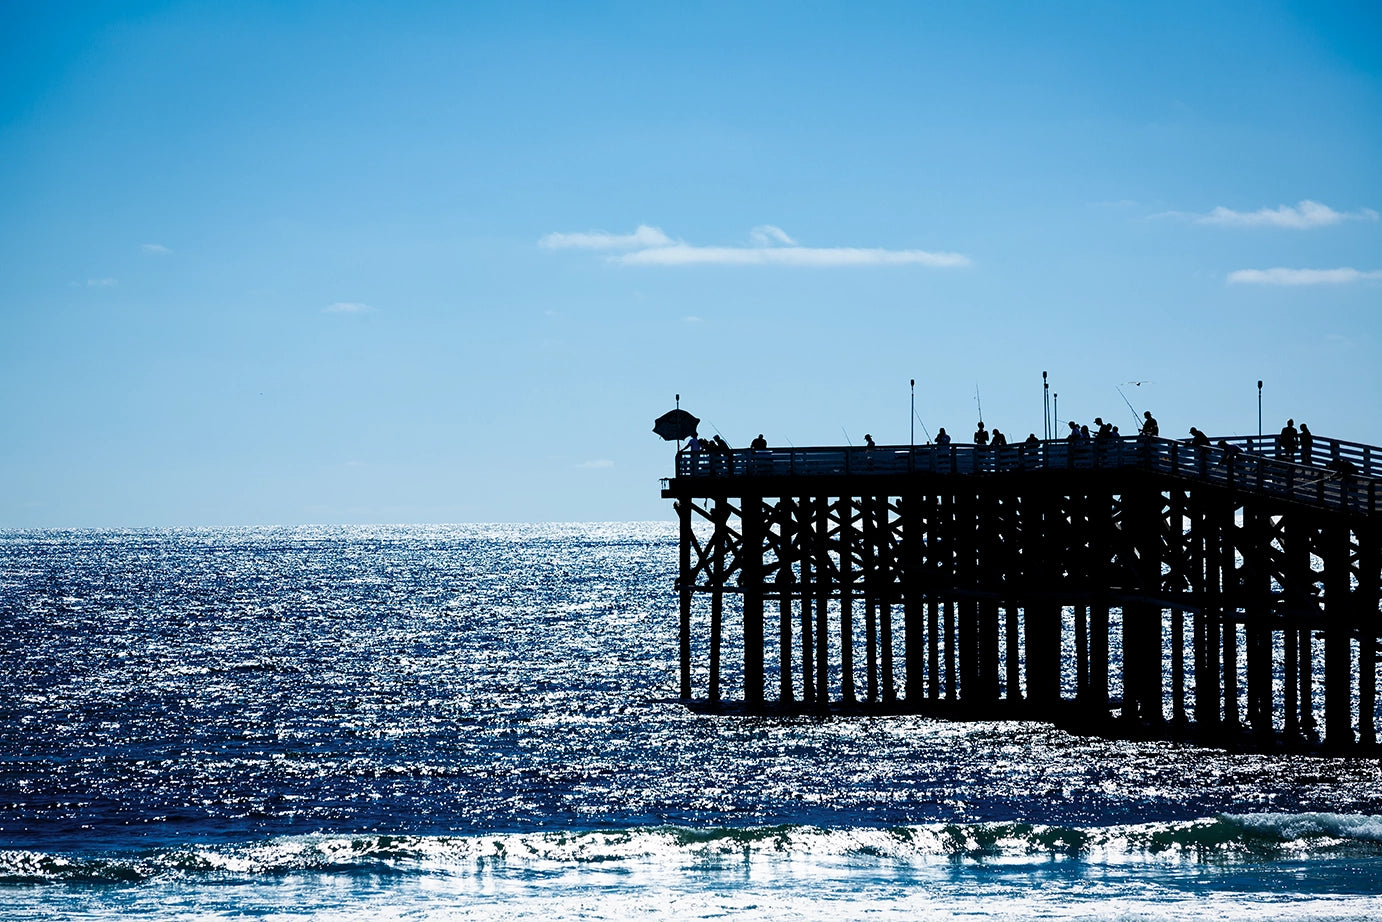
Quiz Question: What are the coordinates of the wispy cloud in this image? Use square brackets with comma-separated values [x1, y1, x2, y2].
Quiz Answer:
[750, 224, 796, 246]
[86, 278, 118, 287]
[324, 301, 374, 313]
[543, 225, 969, 268]
[141, 243, 172, 255]
[1188, 200, 1377, 229]
[1227, 267, 1382, 285]
[539, 225, 672, 249]
[618, 244, 969, 267]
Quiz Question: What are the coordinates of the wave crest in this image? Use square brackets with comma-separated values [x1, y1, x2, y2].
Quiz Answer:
[7, 813, 1382, 883]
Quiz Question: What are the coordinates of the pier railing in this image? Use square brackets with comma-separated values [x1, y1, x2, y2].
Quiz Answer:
[673, 435, 1379, 515]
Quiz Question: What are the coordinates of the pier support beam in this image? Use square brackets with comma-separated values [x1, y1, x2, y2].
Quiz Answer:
[742, 495, 765, 710]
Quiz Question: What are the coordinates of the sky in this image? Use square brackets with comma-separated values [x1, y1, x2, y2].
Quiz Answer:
[2, 0, 1379, 527]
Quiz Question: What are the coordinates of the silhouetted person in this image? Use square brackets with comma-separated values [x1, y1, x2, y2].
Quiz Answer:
[750, 433, 767, 450]
[1141, 411, 1158, 437]
[687, 433, 702, 452]
[1299, 423, 1314, 465]
[1066, 421, 1080, 442]
[935, 428, 951, 446]
[1189, 427, 1210, 446]
[1025, 433, 1040, 447]
[1327, 456, 1358, 481]
[1094, 417, 1112, 439]
[864, 433, 876, 449]
[1080, 425, 1091, 442]
[974, 421, 988, 445]
[991, 428, 1007, 446]
[1278, 419, 1298, 461]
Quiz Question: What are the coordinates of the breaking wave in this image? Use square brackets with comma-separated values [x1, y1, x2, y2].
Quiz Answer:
[5, 813, 1382, 885]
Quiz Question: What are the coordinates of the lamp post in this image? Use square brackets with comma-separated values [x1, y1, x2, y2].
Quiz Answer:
[1043, 371, 1049, 440]
[1257, 380, 1263, 448]
[910, 379, 915, 449]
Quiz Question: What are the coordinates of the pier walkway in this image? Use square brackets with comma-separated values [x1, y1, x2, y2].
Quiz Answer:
[662, 433, 1381, 751]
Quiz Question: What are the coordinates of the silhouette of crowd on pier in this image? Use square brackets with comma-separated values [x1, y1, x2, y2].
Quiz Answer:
[679, 408, 1364, 483]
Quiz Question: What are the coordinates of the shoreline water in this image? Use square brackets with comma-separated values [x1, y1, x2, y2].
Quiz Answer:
[4, 525, 1381, 919]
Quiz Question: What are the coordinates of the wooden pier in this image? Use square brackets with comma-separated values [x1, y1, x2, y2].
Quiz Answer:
[663, 434, 1382, 750]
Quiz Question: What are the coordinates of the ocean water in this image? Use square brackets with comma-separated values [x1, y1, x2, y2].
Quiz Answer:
[3, 523, 1382, 920]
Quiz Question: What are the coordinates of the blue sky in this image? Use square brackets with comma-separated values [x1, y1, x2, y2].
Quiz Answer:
[2, 0, 1379, 526]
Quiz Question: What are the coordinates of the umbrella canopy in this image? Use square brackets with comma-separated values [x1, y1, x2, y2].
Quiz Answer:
[653, 408, 700, 441]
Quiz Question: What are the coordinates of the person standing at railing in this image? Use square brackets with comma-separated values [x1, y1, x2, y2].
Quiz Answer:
[864, 434, 876, 449]
[935, 428, 951, 446]
[1278, 419, 1299, 462]
[1299, 423, 1314, 465]
[711, 434, 732, 475]
[1140, 411, 1159, 437]
[974, 422, 989, 445]
[750, 434, 767, 450]
[1188, 427, 1211, 476]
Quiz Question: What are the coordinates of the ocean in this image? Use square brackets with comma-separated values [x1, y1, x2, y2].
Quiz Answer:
[3, 524, 1382, 920]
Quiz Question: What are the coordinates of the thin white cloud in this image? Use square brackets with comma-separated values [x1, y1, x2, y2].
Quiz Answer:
[1196, 200, 1378, 229]
[87, 278, 118, 287]
[1227, 267, 1382, 285]
[141, 243, 172, 255]
[539, 225, 672, 249]
[324, 301, 374, 313]
[618, 244, 969, 267]
[542, 225, 969, 268]
[750, 224, 796, 246]
[682, 315, 704, 324]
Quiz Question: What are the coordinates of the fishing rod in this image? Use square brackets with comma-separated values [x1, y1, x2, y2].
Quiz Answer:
[913, 408, 932, 443]
[975, 384, 984, 424]
[703, 420, 735, 449]
[841, 426, 853, 447]
[1115, 386, 1141, 429]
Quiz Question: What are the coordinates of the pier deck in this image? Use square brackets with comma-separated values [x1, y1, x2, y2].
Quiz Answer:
[662, 434, 1381, 750]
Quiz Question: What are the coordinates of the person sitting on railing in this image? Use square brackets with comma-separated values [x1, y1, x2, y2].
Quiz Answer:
[1278, 419, 1299, 462]
[1140, 411, 1159, 437]
[1299, 423, 1314, 465]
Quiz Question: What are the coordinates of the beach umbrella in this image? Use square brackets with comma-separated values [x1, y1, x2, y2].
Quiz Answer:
[654, 408, 700, 441]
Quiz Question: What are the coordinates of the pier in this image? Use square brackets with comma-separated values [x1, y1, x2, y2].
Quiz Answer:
[663, 434, 1382, 750]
